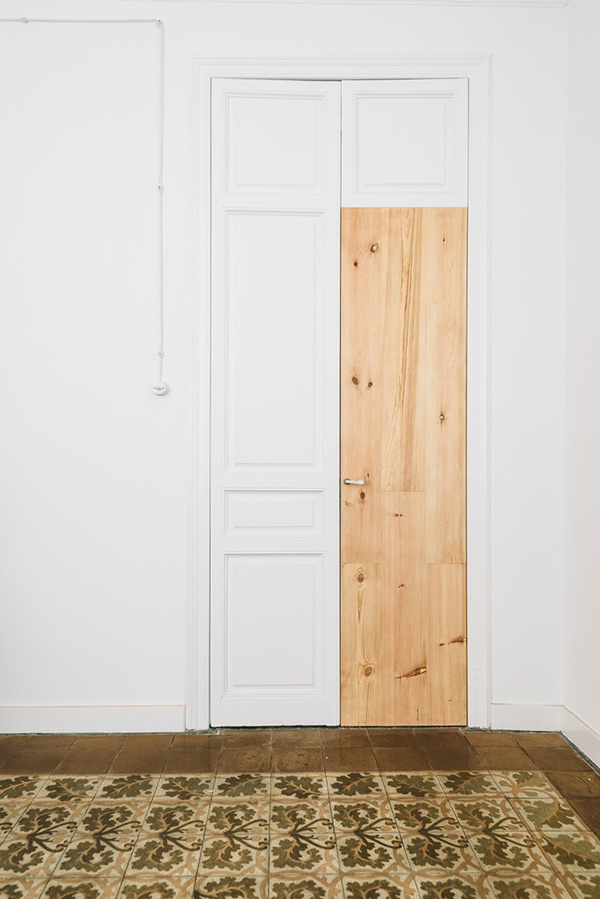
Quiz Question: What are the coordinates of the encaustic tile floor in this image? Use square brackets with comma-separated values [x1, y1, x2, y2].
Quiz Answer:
[1, 729, 600, 899]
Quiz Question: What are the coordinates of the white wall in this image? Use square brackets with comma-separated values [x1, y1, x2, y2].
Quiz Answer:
[563, 0, 600, 765]
[0, 0, 568, 732]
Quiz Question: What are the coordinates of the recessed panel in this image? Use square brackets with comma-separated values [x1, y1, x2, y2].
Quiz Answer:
[342, 80, 468, 207]
[226, 93, 324, 193]
[226, 211, 322, 470]
[225, 555, 322, 692]
[358, 98, 447, 188]
[225, 491, 323, 537]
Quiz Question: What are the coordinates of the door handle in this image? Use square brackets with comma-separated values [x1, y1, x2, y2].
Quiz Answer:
[344, 478, 365, 486]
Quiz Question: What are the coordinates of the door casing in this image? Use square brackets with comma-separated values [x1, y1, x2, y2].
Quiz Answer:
[188, 55, 492, 731]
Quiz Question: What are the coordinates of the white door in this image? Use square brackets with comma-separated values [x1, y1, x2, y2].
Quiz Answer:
[210, 79, 341, 725]
[210, 77, 469, 727]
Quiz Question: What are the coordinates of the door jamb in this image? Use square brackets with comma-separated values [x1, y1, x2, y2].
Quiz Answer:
[187, 54, 492, 730]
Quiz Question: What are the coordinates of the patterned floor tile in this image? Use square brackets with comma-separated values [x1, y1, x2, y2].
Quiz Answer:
[0, 803, 33, 846]
[269, 875, 343, 898]
[343, 875, 419, 898]
[335, 832, 409, 876]
[487, 870, 574, 898]
[194, 875, 268, 898]
[139, 803, 208, 844]
[326, 774, 385, 799]
[492, 773, 560, 799]
[0, 781, 45, 804]
[212, 776, 270, 801]
[205, 801, 269, 836]
[37, 778, 103, 805]
[402, 829, 481, 877]
[42, 877, 122, 898]
[0, 804, 79, 878]
[154, 776, 214, 802]
[271, 801, 333, 836]
[0, 880, 48, 899]
[559, 872, 600, 898]
[436, 773, 501, 798]
[382, 775, 445, 800]
[198, 835, 267, 877]
[96, 778, 158, 804]
[510, 797, 589, 834]
[117, 875, 196, 897]
[73, 802, 147, 849]
[448, 797, 524, 833]
[331, 799, 397, 833]
[127, 839, 200, 878]
[53, 839, 132, 879]
[413, 872, 495, 898]
[536, 830, 600, 878]
[467, 829, 555, 877]
[390, 799, 460, 833]
[270, 835, 338, 877]
[0, 839, 64, 880]
[271, 776, 328, 802]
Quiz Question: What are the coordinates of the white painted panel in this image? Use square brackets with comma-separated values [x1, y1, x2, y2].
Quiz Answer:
[226, 211, 322, 470]
[226, 491, 322, 536]
[342, 79, 468, 207]
[227, 91, 324, 193]
[225, 555, 321, 692]
[211, 79, 340, 726]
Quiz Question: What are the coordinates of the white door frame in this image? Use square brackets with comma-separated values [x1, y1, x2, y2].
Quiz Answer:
[187, 54, 492, 731]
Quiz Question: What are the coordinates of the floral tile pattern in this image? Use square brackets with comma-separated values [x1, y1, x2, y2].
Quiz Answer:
[0, 761, 599, 897]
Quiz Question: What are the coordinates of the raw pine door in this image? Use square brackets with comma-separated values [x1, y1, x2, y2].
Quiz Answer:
[339, 81, 469, 726]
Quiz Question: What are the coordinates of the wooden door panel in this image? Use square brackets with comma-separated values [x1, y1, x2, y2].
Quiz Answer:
[341, 207, 467, 726]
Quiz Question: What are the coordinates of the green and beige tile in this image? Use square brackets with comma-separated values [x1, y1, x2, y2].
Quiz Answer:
[194, 875, 268, 898]
[382, 774, 445, 800]
[269, 874, 343, 898]
[390, 799, 459, 833]
[448, 797, 524, 833]
[0, 881, 48, 899]
[331, 798, 397, 833]
[154, 776, 214, 802]
[402, 828, 480, 876]
[206, 801, 269, 836]
[511, 797, 589, 834]
[343, 875, 419, 898]
[270, 801, 333, 836]
[43, 878, 123, 898]
[537, 830, 600, 877]
[326, 773, 385, 799]
[488, 870, 575, 898]
[213, 776, 270, 801]
[270, 834, 337, 877]
[436, 773, 500, 798]
[2, 765, 599, 897]
[97, 778, 158, 804]
[336, 831, 409, 876]
[492, 771, 561, 798]
[118, 876, 197, 897]
[37, 778, 103, 805]
[414, 871, 496, 898]
[271, 776, 328, 802]
[198, 835, 268, 877]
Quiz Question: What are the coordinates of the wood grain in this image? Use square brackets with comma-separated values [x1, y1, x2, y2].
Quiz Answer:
[340, 207, 467, 726]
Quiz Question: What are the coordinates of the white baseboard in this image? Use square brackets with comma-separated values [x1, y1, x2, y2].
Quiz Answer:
[491, 702, 563, 732]
[561, 706, 600, 770]
[0, 705, 186, 734]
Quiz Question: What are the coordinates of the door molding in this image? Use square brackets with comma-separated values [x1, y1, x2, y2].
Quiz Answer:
[188, 54, 492, 730]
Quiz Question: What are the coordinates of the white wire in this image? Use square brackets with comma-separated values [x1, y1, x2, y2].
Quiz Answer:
[157, 19, 165, 385]
[2, 16, 167, 391]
